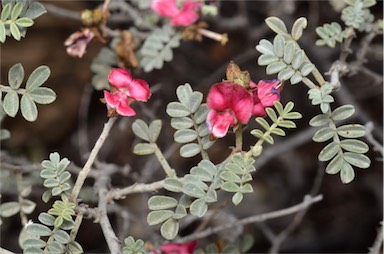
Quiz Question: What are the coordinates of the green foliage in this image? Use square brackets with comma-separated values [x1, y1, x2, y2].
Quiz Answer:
[0, 0, 46, 42]
[0, 63, 56, 122]
[0, 107, 10, 140]
[220, 154, 256, 205]
[167, 83, 215, 158]
[256, 33, 314, 84]
[316, 22, 347, 48]
[91, 44, 118, 90]
[40, 152, 72, 202]
[139, 25, 181, 72]
[132, 119, 162, 155]
[122, 236, 147, 254]
[48, 200, 76, 228]
[341, 0, 376, 31]
[309, 94, 371, 183]
[308, 84, 334, 114]
[251, 101, 302, 146]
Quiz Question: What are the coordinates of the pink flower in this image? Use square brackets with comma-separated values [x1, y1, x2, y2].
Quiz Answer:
[64, 28, 94, 58]
[206, 82, 253, 138]
[151, 0, 201, 26]
[160, 240, 197, 254]
[103, 68, 151, 117]
[250, 80, 281, 117]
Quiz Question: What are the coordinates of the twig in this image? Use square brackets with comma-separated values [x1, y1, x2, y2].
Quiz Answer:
[96, 175, 122, 254]
[177, 194, 323, 243]
[369, 222, 384, 254]
[70, 117, 117, 203]
[43, 3, 81, 21]
[108, 180, 164, 200]
[365, 122, 384, 156]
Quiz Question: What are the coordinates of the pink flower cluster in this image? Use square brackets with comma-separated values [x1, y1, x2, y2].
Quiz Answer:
[103, 68, 151, 117]
[207, 80, 281, 138]
[151, 0, 202, 26]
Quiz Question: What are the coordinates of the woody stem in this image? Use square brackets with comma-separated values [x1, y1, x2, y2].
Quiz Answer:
[235, 125, 243, 152]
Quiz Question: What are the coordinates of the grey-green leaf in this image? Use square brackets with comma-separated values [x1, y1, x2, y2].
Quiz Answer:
[190, 199, 208, 217]
[0, 23, 5, 43]
[166, 102, 190, 117]
[132, 119, 150, 141]
[232, 192, 243, 206]
[28, 87, 56, 104]
[53, 230, 70, 244]
[318, 142, 340, 161]
[266, 61, 287, 74]
[343, 152, 371, 169]
[26, 66, 51, 91]
[26, 224, 52, 236]
[15, 17, 34, 27]
[337, 124, 366, 138]
[340, 139, 369, 153]
[331, 105, 355, 121]
[340, 162, 355, 184]
[291, 17, 307, 40]
[10, 23, 21, 40]
[171, 117, 194, 129]
[325, 154, 343, 174]
[312, 127, 335, 142]
[148, 119, 162, 142]
[1, 3, 11, 21]
[273, 35, 285, 58]
[3, 90, 19, 117]
[179, 143, 201, 158]
[183, 183, 206, 199]
[278, 67, 295, 80]
[266, 17, 288, 34]
[11, 2, 23, 20]
[309, 114, 330, 127]
[283, 41, 296, 64]
[148, 196, 178, 210]
[147, 210, 174, 226]
[174, 129, 197, 143]
[21, 94, 38, 122]
[25, 2, 47, 19]
[0, 202, 20, 217]
[8, 63, 24, 89]
[160, 218, 179, 240]
[133, 143, 155, 155]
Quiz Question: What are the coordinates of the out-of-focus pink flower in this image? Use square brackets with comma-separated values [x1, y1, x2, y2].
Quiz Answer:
[206, 82, 253, 138]
[64, 28, 94, 58]
[250, 80, 281, 117]
[151, 0, 201, 26]
[103, 68, 151, 117]
[160, 240, 197, 254]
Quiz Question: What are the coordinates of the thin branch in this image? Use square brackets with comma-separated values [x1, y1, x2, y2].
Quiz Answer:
[96, 175, 122, 254]
[108, 180, 165, 200]
[369, 222, 384, 254]
[177, 194, 323, 243]
[43, 3, 81, 21]
[70, 117, 117, 203]
[365, 122, 384, 156]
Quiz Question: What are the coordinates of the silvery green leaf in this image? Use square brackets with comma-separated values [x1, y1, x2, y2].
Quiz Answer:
[171, 117, 194, 129]
[340, 162, 355, 184]
[28, 87, 56, 104]
[148, 119, 162, 142]
[256, 39, 274, 55]
[3, 90, 19, 117]
[340, 139, 369, 153]
[20, 199, 36, 214]
[0, 23, 5, 43]
[166, 102, 190, 117]
[309, 114, 329, 126]
[273, 35, 285, 58]
[0, 201, 20, 217]
[174, 129, 197, 143]
[290, 73, 302, 84]
[265, 17, 288, 34]
[270, 127, 286, 136]
[26, 65, 50, 91]
[132, 119, 150, 141]
[318, 142, 340, 161]
[10, 22, 21, 40]
[160, 218, 179, 240]
[183, 183, 206, 199]
[274, 101, 284, 115]
[201, 136, 215, 150]
[225, 162, 243, 175]
[164, 178, 183, 192]
[322, 95, 334, 103]
[194, 104, 208, 124]
[283, 41, 296, 64]
[266, 61, 286, 74]
[300, 63, 315, 76]
[47, 242, 64, 253]
[258, 54, 279, 66]
[40, 168, 57, 178]
[1, 3, 11, 21]
[312, 127, 335, 142]
[173, 205, 187, 220]
[190, 198, 208, 217]
[220, 171, 241, 183]
[26, 224, 52, 236]
[180, 143, 201, 158]
[11, 2, 23, 20]
[331, 105, 355, 121]
[43, 178, 59, 188]
[263, 134, 274, 144]
[326, 154, 343, 174]
[221, 182, 240, 192]
[15, 17, 33, 27]
[278, 67, 295, 80]
[283, 101, 294, 113]
[266, 107, 277, 122]
[133, 143, 155, 155]
[197, 123, 210, 137]
[21, 94, 38, 121]
[25, 2, 47, 19]
[53, 230, 70, 244]
[337, 124, 366, 138]
[147, 210, 174, 225]
[22, 239, 46, 249]
[278, 120, 296, 128]
[343, 152, 370, 168]
[291, 17, 307, 40]
[320, 102, 330, 114]
[251, 129, 264, 139]
[176, 84, 192, 106]
[256, 117, 270, 130]
[291, 50, 304, 70]
[42, 190, 52, 203]
[191, 166, 213, 182]
[0, 129, 11, 140]
[241, 183, 253, 193]
[232, 192, 243, 205]
[148, 196, 178, 210]
[205, 189, 217, 203]
[38, 212, 55, 226]
[8, 63, 24, 89]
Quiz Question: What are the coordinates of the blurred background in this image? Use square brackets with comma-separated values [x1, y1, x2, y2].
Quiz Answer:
[1, 0, 383, 253]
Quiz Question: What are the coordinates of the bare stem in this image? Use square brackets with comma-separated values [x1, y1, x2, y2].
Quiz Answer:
[235, 125, 243, 152]
[369, 222, 384, 254]
[70, 117, 117, 203]
[108, 180, 165, 200]
[153, 144, 175, 177]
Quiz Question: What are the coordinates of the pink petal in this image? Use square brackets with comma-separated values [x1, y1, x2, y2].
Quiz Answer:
[257, 80, 280, 107]
[116, 98, 136, 116]
[127, 78, 151, 102]
[108, 68, 134, 89]
[64, 29, 94, 58]
[207, 110, 235, 138]
[103, 90, 120, 108]
[171, 1, 201, 26]
[252, 102, 267, 117]
[230, 87, 253, 124]
[160, 241, 197, 254]
[151, 0, 180, 18]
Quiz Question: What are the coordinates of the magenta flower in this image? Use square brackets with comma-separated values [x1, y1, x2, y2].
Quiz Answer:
[160, 240, 197, 254]
[250, 80, 281, 117]
[206, 82, 253, 138]
[103, 68, 151, 117]
[64, 28, 94, 58]
[151, 0, 202, 26]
